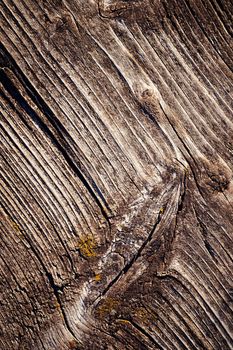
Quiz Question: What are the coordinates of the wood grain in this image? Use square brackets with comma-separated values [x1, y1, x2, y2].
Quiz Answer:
[0, 0, 232, 349]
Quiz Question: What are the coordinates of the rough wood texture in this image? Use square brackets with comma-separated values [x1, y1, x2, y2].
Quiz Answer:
[0, 0, 233, 349]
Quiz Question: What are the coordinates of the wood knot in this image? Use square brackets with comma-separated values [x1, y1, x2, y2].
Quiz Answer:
[141, 89, 154, 100]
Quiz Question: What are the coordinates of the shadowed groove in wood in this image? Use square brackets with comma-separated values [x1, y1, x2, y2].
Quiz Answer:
[0, 0, 232, 349]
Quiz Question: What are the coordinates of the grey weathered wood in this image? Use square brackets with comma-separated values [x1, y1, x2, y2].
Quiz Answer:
[0, 0, 233, 349]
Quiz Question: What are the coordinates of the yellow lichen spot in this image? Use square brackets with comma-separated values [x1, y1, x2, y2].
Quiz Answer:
[136, 307, 148, 321]
[54, 300, 60, 309]
[159, 207, 164, 214]
[78, 234, 97, 257]
[135, 307, 157, 324]
[94, 274, 101, 282]
[117, 319, 131, 325]
[11, 220, 23, 238]
[11, 220, 20, 231]
[97, 297, 119, 318]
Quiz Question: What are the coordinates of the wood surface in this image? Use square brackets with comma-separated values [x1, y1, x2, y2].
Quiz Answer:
[0, 0, 233, 349]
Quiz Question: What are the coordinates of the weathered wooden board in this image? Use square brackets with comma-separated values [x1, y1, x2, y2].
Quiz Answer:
[0, 0, 233, 349]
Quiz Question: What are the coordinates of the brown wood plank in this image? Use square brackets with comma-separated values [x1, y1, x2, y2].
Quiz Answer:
[0, 0, 232, 349]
